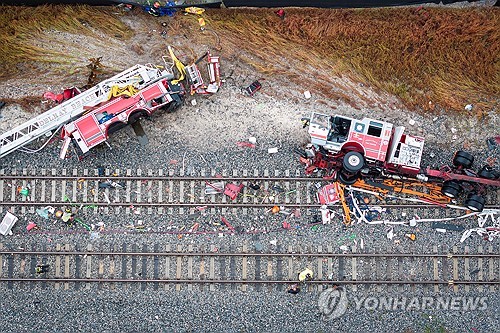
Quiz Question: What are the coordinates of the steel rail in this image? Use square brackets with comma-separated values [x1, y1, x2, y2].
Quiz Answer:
[2, 251, 498, 258]
[0, 175, 324, 181]
[0, 278, 497, 285]
[0, 201, 497, 210]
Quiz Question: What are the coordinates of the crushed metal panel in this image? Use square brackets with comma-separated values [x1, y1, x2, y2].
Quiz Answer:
[0, 212, 18, 236]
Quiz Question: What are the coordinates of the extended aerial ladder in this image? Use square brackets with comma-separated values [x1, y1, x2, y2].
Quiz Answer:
[0, 64, 173, 159]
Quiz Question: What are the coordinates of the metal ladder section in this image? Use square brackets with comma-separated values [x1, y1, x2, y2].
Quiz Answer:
[0, 64, 172, 159]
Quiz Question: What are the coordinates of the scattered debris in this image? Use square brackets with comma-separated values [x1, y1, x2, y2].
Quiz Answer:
[26, 222, 37, 231]
[275, 9, 286, 20]
[486, 136, 499, 151]
[35, 206, 55, 219]
[464, 104, 473, 111]
[387, 228, 394, 240]
[236, 141, 255, 149]
[405, 233, 416, 241]
[223, 183, 244, 200]
[304, 91, 311, 99]
[0, 212, 18, 236]
[245, 80, 262, 96]
[431, 222, 465, 232]
[268, 147, 278, 154]
[205, 181, 224, 195]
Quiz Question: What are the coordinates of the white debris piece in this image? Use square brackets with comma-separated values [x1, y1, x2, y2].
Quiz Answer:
[387, 228, 394, 240]
[304, 91, 311, 99]
[268, 147, 278, 154]
[464, 104, 473, 111]
[0, 212, 18, 236]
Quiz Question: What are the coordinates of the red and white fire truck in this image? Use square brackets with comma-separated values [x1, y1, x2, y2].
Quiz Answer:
[300, 112, 500, 211]
[59, 78, 184, 158]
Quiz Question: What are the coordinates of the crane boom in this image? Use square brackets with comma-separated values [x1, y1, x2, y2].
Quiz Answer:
[0, 64, 171, 159]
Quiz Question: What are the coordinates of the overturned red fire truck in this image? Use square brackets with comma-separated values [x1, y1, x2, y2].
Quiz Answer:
[299, 112, 500, 211]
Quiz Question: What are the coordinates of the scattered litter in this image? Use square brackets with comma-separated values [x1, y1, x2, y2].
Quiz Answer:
[245, 80, 262, 96]
[387, 228, 394, 240]
[451, 127, 457, 134]
[431, 222, 465, 232]
[19, 187, 30, 197]
[486, 137, 499, 151]
[99, 179, 124, 189]
[236, 141, 255, 148]
[304, 91, 311, 99]
[190, 223, 200, 233]
[275, 8, 285, 19]
[464, 104, 473, 111]
[270, 239, 277, 246]
[268, 147, 278, 154]
[185, 6, 205, 15]
[26, 222, 37, 231]
[405, 233, 416, 241]
[409, 119, 415, 126]
[1, 212, 18, 236]
[205, 181, 224, 195]
[223, 183, 244, 200]
[191, 99, 197, 106]
[339, 245, 349, 252]
[317, 184, 339, 205]
[221, 216, 235, 232]
[36, 207, 52, 219]
[282, 221, 291, 229]
[271, 206, 280, 214]
[249, 137, 257, 144]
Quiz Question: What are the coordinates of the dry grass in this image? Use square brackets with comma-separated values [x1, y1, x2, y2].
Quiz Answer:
[203, 7, 499, 113]
[0, 5, 498, 114]
[0, 4, 133, 77]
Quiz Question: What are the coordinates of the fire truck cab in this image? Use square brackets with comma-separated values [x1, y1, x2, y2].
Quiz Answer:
[306, 112, 425, 180]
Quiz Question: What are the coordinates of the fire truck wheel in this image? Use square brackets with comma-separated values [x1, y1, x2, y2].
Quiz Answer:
[338, 171, 358, 185]
[441, 180, 462, 198]
[464, 194, 485, 212]
[453, 151, 474, 169]
[478, 165, 498, 180]
[342, 151, 364, 173]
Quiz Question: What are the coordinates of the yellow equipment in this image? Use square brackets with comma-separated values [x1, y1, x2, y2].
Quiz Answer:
[168, 46, 186, 85]
[334, 182, 351, 226]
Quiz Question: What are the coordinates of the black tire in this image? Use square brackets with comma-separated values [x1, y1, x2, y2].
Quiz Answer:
[106, 122, 127, 136]
[453, 151, 474, 169]
[338, 171, 358, 185]
[478, 165, 498, 180]
[342, 151, 364, 173]
[441, 180, 462, 198]
[128, 110, 149, 124]
[464, 194, 485, 212]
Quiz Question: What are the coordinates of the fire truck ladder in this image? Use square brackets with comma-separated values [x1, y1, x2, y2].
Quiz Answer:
[334, 182, 352, 226]
[351, 179, 451, 205]
[0, 64, 171, 159]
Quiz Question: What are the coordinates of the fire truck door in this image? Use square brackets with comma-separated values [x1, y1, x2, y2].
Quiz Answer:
[74, 115, 106, 152]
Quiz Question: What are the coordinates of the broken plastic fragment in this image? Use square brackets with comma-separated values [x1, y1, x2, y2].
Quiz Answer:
[36, 208, 50, 219]
[387, 228, 394, 240]
[26, 222, 37, 231]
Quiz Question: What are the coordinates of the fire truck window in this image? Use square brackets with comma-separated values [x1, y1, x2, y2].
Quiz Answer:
[367, 125, 382, 137]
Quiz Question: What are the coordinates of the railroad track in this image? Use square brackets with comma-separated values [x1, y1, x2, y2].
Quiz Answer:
[0, 244, 498, 292]
[1, 169, 498, 216]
